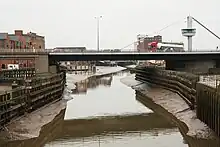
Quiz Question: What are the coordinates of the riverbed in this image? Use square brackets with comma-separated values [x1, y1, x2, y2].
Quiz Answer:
[1, 69, 219, 146]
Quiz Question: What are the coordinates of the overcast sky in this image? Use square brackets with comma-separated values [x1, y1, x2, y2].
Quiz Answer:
[1, 0, 220, 50]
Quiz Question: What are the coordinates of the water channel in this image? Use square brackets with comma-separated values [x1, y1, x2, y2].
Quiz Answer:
[1, 70, 219, 147]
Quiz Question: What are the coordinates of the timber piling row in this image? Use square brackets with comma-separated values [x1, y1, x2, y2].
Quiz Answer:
[133, 66, 220, 137]
[196, 83, 220, 137]
[0, 68, 66, 128]
[134, 66, 199, 109]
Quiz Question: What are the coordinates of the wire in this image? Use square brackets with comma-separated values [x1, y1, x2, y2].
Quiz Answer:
[192, 17, 220, 40]
[119, 17, 186, 50]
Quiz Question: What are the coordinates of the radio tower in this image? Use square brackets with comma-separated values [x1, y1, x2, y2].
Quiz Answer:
[181, 16, 196, 52]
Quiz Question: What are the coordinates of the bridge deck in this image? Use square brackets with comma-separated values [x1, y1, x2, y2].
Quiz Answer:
[49, 52, 220, 61]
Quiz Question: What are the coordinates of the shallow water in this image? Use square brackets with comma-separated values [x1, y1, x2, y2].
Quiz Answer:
[2, 70, 219, 147]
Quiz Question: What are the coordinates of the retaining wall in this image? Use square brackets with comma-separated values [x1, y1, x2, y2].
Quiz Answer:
[0, 71, 66, 128]
[135, 66, 199, 109]
[196, 83, 220, 137]
[134, 66, 220, 137]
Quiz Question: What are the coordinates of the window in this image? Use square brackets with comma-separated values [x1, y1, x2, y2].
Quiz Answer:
[1, 64, 6, 69]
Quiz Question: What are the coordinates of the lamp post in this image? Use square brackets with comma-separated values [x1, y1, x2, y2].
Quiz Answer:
[95, 16, 102, 52]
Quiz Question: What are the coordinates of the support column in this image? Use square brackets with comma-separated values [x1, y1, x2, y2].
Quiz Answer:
[35, 55, 49, 73]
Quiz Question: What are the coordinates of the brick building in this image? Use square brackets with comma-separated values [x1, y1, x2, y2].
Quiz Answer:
[0, 30, 45, 49]
[0, 30, 45, 70]
[136, 34, 162, 52]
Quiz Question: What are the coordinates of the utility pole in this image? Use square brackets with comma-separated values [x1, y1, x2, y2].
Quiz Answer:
[95, 16, 102, 52]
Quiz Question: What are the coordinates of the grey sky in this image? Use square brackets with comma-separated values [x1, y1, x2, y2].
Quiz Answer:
[1, 0, 220, 50]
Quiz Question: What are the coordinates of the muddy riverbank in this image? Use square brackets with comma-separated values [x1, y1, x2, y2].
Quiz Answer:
[1, 70, 219, 146]
[0, 66, 126, 141]
[121, 74, 220, 141]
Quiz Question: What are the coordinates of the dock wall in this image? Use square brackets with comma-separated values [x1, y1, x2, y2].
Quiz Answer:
[134, 66, 220, 137]
[0, 69, 66, 128]
[134, 66, 199, 109]
[196, 83, 220, 137]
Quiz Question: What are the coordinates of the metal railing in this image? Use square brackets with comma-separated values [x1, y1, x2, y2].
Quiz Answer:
[0, 49, 51, 53]
[0, 48, 219, 53]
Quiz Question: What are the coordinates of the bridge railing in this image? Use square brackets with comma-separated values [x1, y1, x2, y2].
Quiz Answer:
[0, 49, 51, 53]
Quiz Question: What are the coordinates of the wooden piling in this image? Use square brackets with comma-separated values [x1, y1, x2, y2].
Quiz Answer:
[0, 70, 65, 128]
[196, 83, 220, 137]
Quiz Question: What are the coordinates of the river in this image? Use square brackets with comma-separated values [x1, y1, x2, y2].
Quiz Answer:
[1, 70, 219, 147]
[46, 71, 188, 147]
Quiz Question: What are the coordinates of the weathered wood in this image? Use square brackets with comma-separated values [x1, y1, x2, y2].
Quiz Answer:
[0, 71, 66, 128]
[134, 67, 199, 109]
[134, 66, 220, 137]
[0, 68, 36, 81]
[196, 83, 220, 137]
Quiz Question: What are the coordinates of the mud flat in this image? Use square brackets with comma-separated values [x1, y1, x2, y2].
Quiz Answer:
[0, 66, 126, 141]
[121, 74, 217, 139]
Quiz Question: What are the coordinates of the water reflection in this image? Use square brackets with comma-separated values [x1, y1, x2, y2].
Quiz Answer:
[65, 72, 151, 120]
[0, 109, 66, 147]
[72, 76, 113, 94]
[135, 90, 220, 147]
[60, 113, 176, 139]
[45, 129, 187, 147]
[1, 71, 219, 147]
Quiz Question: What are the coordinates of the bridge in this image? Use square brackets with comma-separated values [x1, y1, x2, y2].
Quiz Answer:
[48, 51, 220, 61]
[2, 49, 220, 61]
[1, 49, 220, 74]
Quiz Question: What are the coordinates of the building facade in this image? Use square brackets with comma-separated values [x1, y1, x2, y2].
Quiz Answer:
[0, 30, 45, 49]
[0, 30, 45, 70]
[136, 34, 162, 52]
[54, 47, 95, 73]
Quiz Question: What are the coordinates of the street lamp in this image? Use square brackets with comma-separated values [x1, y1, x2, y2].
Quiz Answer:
[95, 16, 102, 52]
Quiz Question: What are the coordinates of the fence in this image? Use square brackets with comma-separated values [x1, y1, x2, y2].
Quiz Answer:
[196, 83, 220, 137]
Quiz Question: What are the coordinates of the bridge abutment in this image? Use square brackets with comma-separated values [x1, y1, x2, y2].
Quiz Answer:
[165, 60, 216, 74]
[35, 55, 49, 73]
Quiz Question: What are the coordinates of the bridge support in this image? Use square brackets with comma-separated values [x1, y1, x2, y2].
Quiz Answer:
[35, 55, 49, 73]
[165, 60, 216, 74]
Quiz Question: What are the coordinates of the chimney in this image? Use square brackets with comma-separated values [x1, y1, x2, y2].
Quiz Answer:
[15, 30, 23, 36]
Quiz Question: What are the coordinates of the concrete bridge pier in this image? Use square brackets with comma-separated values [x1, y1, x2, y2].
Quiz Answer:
[35, 54, 49, 73]
[165, 60, 216, 74]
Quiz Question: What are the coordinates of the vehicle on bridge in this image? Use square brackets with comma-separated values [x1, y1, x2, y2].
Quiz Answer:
[148, 41, 184, 52]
